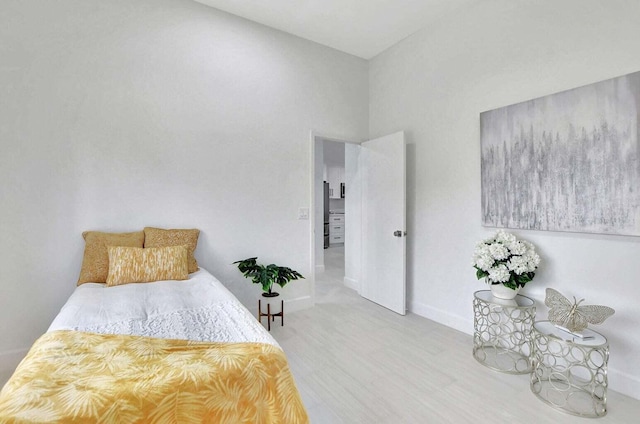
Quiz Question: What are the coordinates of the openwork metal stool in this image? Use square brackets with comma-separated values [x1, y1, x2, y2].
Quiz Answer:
[530, 321, 608, 418]
[473, 290, 536, 374]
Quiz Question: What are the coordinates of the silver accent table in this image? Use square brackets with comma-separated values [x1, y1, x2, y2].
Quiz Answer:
[530, 321, 608, 418]
[473, 290, 535, 374]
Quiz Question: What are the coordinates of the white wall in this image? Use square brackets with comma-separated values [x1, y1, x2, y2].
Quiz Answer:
[323, 140, 345, 167]
[5, 0, 640, 402]
[0, 0, 368, 374]
[369, 0, 640, 399]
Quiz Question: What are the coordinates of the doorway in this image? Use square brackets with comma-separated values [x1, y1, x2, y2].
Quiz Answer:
[311, 133, 362, 301]
[323, 139, 346, 285]
[310, 130, 406, 314]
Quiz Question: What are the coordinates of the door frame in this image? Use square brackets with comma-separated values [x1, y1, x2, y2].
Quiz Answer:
[308, 130, 361, 305]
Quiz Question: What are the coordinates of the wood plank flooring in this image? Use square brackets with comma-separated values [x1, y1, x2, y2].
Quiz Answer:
[269, 246, 640, 423]
[1, 247, 638, 422]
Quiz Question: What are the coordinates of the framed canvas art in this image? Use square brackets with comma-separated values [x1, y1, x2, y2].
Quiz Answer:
[480, 71, 640, 236]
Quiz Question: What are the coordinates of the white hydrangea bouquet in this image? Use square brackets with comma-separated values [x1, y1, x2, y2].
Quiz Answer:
[472, 230, 541, 290]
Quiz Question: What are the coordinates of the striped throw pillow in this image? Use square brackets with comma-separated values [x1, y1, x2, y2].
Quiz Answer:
[106, 245, 189, 287]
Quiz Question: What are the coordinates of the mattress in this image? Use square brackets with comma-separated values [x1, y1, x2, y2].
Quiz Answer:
[0, 268, 308, 423]
[48, 268, 278, 347]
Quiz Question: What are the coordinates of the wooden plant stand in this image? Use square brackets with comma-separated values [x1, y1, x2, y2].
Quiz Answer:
[258, 299, 284, 331]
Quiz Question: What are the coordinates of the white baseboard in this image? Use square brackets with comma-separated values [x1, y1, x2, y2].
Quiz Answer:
[408, 300, 473, 336]
[409, 300, 640, 400]
[343, 276, 359, 292]
[606, 366, 640, 400]
[284, 295, 313, 313]
[0, 348, 29, 376]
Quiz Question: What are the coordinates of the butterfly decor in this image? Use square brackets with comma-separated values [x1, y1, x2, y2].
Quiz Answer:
[545, 288, 615, 333]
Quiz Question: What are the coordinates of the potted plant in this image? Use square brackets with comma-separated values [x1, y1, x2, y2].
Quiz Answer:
[472, 230, 541, 299]
[233, 257, 304, 297]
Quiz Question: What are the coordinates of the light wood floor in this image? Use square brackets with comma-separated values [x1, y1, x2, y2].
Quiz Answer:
[2, 249, 638, 423]
[269, 246, 640, 423]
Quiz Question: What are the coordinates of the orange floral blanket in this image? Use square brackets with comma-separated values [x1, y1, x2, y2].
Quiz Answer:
[0, 331, 308, 423]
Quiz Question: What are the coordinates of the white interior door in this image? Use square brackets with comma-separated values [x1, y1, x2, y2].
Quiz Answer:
[361, 131, 406, 315]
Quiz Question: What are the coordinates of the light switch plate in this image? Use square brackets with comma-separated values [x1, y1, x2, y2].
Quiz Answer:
[298, 207, 309, 220]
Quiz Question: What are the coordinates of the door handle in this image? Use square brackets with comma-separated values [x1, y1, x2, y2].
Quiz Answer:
[393, 230, 406, 237]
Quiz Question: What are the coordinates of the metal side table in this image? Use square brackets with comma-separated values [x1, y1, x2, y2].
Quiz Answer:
[473, 290, 536, 374]
[530, 321, 609, 418]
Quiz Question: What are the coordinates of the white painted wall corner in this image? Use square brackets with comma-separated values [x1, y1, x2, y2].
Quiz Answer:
[408, 300, 472, 336]
[343, 276, 359, 292]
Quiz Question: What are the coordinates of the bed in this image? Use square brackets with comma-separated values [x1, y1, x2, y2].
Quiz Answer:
[0, 269, 308, 423]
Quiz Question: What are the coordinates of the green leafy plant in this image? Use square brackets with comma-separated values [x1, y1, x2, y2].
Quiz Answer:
[233, 257, 304, 296]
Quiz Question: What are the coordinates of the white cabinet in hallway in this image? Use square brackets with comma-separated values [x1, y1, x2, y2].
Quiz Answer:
[329, 214, 345, 245]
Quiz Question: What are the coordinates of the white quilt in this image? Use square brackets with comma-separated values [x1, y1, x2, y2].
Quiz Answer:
[48, 268, 278, 347]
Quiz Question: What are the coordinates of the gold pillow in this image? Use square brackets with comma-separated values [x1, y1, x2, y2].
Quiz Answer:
[106, 245, 189, 287]
[143, 227, 200, 273]
[77, 231, 145, 285]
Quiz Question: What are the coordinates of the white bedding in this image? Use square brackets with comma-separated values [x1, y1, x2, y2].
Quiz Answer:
[48, 268, 278, 347]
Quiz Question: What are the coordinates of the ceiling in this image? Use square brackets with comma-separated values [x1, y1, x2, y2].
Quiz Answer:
[193, 0, 480, 59]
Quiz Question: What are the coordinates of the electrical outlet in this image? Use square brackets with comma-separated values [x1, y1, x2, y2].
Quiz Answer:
[298, 207, 309, 220]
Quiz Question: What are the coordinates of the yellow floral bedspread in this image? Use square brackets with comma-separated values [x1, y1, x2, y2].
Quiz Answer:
[0, 331, 308, 423]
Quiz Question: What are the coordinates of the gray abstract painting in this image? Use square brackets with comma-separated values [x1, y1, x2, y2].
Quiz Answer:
[480, 71, 640, 236]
